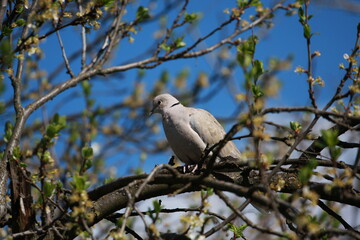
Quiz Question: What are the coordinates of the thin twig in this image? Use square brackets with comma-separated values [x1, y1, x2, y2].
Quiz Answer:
[154, 0, 191, 56]
[304, 0, 317, 109]
[119, 187, 134, 236]
[134, 206, 151, 237]
[261, 106, 360, 122]
[215, 190, 289, 238]
[89, 0, 128, 69]
[80, 217, 95, 240]
[107, 207, 227, 222]
[75, 0, 87, 70]
[317, 200, 358, 232]
[0, 0, 8, 31]
[55, 30, 75, 78]
[204, 199, 251, 238]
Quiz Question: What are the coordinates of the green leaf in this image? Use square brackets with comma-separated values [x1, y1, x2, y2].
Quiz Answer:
[87, 99, 95, 108]
[299, 158, 318, 184]
[298, 7, 305, 24]
[174, 37, 186, 49]
[15, 4, 24, 13]
[147, 200, 163, 222]
[46, 125, 58, 139]
[228, 223, 248, 237]
[12, 146, 22, 161]
[236, 36, 257, 68]
[84, 159, 93, 171]
[42, 150, 53, 163]
[290, 121, 302, 133]
[311, 32, 320, 37]
[54, 114, 67, 127]
[303, 24, 311, 39]
[250, 0, 262, 7]
[104, 177, 115, 184]
[237, 53, 252, 69]
[82, 80, 91, 97]
[136, 6, 150, 22]
[96, 0, 114, 7]
[70, 174, 91, 191]
[15, 19, 26, 27]
[152, 200, 162, 213]
[46, 114, 67, 139]
[160, 43, 171, 51]
[0, 39, 14, 66]
[237, 0, 248, 8]
[18, 162, 27, 167]
[82, 146, 93, 159]
[44, 181, 56, 197]
[176, 41, 186, 48]
[320, 129, 339, 147]
[201, 187, 214, 198]
[252, 59, 264, 80]
[184, 12, 198, 23]
[331, 147, 342, 160]
[251, 84, 264, 98]
[237, 0, 260, 8]
[1, 25, 12, 37]
[319, 129, 342, 160]
[3, 121, 13, 143]
[0, 74, 5, 93]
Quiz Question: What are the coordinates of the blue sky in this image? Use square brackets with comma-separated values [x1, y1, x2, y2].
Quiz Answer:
[2, 1, 359, 176]
[138, 2, 359, 173]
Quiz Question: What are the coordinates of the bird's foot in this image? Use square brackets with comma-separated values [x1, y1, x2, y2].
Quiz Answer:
[181, 164, 201, 174]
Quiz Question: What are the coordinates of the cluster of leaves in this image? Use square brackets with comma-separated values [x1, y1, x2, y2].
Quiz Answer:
[0, 0, 359, 239]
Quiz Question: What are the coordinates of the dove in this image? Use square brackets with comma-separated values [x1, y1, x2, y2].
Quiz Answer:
[150, 93, 243, 168]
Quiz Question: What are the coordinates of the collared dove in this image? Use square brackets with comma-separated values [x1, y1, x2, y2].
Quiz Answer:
[150, 93, 243, 166]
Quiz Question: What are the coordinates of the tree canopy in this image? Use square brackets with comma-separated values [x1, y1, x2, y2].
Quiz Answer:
[0, 0, 359, 239]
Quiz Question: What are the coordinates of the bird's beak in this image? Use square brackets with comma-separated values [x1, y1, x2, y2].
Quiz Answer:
[149, 105, 157, 116]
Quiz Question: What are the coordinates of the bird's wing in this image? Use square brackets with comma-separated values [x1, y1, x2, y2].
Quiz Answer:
[188, 108, 226, 146]
[188, 107, 243, 161]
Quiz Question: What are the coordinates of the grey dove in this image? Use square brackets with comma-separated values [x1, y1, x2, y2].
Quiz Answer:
[150, 93, 244, 166]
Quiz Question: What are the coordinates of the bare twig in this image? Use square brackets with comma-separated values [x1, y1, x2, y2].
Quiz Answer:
[317, 200, 358, 232]
[88, 0, 128, 70]
[261, 106, 360, 122]
[204, 199, 251, 238]
[303, 0, 318, 109]
[56, 30, 75, 78]
[80, 217, 95, 240]
[119, 187, 134, 236]
[77, 0, 87, 70]
[154, 0, 191, 56]
[0, 0, 8, 31]
[215, 190, 289, 238]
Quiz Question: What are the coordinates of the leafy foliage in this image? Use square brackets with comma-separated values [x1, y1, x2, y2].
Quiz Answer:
[228, 223, 248, 238]
[0, 0, 359, 239]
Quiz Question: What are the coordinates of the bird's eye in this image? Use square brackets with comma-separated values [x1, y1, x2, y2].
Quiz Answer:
[157, 100, 162, 105]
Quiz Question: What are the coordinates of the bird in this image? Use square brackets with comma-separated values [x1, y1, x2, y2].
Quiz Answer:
[150, 93, 244, 169]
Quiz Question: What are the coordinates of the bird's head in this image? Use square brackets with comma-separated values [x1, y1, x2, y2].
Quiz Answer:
[149, 94, 181, 116]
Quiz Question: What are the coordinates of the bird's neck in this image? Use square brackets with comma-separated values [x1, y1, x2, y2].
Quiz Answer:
[170, 102, 180, 108]
[162, 104, 184, 121]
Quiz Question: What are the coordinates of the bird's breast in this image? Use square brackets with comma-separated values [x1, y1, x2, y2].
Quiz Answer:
[162, 113, 205, 164]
